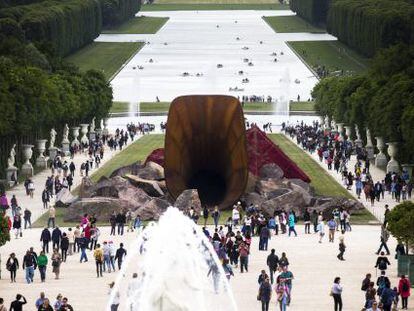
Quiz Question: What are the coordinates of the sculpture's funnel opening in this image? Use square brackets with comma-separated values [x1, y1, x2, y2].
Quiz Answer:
[164, 95, 248, 208]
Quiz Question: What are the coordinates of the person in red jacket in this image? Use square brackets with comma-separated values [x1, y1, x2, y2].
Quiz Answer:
[398, 275, 411, 310]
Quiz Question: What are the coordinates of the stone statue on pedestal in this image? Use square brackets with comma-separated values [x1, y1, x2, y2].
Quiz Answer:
[63, 124, 69, 142]
[50, 128, 57, 148]
[90, 118, 96, 133]
[8, 144, 16, 168]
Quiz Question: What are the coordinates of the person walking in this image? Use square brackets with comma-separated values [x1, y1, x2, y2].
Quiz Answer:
[317, 219, 325, 243]
[60, 233, 69, 262]
[276, 280, 290, 311]
[37, 298, 53, 311]
[266, 249, 279, 284]
[48, 206, 56, 229]
[23, 208, 31, 229]
[22, 250, 36, 284]
[376, 225, 390, 255]
[331, 277, 343, 311]
[108, 282, 120, 311]
[114, 243, 127, 270]
[239, 241, 249, 273]
[258, 277, 272, 311]
[375, 252, 391, 272]
[380, 283, 395, 311]
[6, 253, 19, 283]
[40, 228, 51, 253]
[303, 209, 311, 234]
[398, 275, 411, 310]
[93, 243, 104, 277]
[337, 233, 346, 261]
[37, 251, 48, 282]
[79, 234, 88, 263]
[259, 226, 270, 251]
[51, 227, 62, 250]
[212, 206, 220, 228]
[67, 228, 74, 256]
[41, 189, 49, 209]
[0, 297, 7, 311]
[288, 211, 297, 237]
[12, 215, 22, 239]
[327, 218, 336, 242]
[116, 212, 126, 236]
[51, 249, 62, 280]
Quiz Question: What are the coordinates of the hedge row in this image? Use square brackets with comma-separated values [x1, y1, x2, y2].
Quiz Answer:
[289, 0, 329, 25]
[327, 0, 414, 57]
[312, 44, 414, 163]
[101, 0, 141, 28]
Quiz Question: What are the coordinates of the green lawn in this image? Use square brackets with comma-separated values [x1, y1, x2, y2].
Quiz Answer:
[139, 101, 276, 112]
[264, 16, 325, 33]
[103, 16, 169, 34]
[65, 42, 144, 80]
[110, 102, 131, 113]
[141, 3, 289, 10]
[289, 101, 315, 112]
[288, 41, 370, 76]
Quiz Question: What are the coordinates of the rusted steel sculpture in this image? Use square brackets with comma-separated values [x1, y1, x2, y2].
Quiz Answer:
[164, 95, 248, 208]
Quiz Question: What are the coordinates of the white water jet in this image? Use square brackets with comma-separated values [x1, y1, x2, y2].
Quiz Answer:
[107, 208, 238, 311]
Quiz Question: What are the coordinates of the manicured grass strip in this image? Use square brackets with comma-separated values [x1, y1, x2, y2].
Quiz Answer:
[268, 134, 376, 223]
[139, 101, 276, 112]
[65, 42, 144, 80]
[289, 101, 315, 111]
[141, 3, 289, 11]
[102, 16, 169, 34]
[268, 134, 353, 198]
[90, 134, 165, 182]
[110, 102, 131, 113]
[264, 15, 325, 33]
[288, 41, 370, 76]
[156, 0, 279, 3]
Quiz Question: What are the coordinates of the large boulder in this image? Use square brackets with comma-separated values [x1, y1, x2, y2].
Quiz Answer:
[174, 189, 202, 215]
[65, 197, 136, 222]
[109, 162, 142, 178]
[135, 161, 164, 180]
[259, 189, 306, 218]
[259, 163, 284, 180]
[125, 174, 164, 197]
[55, 188, 78, 207]
[240, 192, 265, 208]
[285, 178, 313, 194]
[255, 178, 285, 195]
[264, 188, 291, 200]
[79, 177, 94, 198]
[311, 197, 364, 220]
[136, 198, 170, 220]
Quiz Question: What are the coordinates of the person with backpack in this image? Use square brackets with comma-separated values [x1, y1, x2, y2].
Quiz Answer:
[365, 282, 377, 309]
[398, 275, 411, 309]
[376, 270, 391, 297]
[380, 282, 395, 311]
[6, 253, 19, 282]
[361, 273, 372, 292]
[375, 252, 391, 272]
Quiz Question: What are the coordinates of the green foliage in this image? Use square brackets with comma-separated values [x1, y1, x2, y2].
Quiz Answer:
[312, 44, 414, 162]
[387, 201, 414, 253]
[327, 0, 414, 57]
[0, 212, 10, 247]
[290, 0, 329, 25]
[100, 0, 141, 27]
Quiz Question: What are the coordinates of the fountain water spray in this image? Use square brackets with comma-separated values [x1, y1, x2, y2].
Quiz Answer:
[107, 207, 238, 311]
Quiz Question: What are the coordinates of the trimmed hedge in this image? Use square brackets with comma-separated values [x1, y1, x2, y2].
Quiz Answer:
[290, 0, 329, 25]
[327, 0, 414, 57]
[101, 0, 141, 27]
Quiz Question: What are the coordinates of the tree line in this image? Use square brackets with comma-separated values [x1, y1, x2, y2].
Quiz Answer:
[312, 44, 414, 163]
[0, 0, 141, 56]
[289, 0, 330, 25]
[0, 16, 112, 178]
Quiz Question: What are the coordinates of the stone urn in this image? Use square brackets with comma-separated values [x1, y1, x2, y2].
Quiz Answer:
[80, 124, 89, 145]
[71, 127, 80, 147]
[374, 137, 387, 169]
[21, 144, 34, 176]
[365, 128, 374, 161]
[336, 123, 345, 140]
[386, 142, 400, 173]
[36, 139, 48, 168]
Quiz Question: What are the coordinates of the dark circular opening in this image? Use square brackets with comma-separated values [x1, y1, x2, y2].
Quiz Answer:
[188, 170, 227, 206]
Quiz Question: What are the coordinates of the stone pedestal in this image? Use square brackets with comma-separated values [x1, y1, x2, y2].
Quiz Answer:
[374, 137, 387, 169]
[36, 139, 48, 169]
[61, 140, 70, 156]
[49, 147, 58, 161]
[386, 142, 400, 173]
[89, 131, 96, 142]
[6, 167, 18, 185]
[21, 144, 34, 177]
[365, 128, 375, 161]
[80, 124, 89, 145]
[71, 127, 80, 147]
[344, 125, 352, 142]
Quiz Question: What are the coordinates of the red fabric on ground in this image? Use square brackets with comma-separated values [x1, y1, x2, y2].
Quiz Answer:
[246, 126, 310, 182]
[144, 126, 310, 183]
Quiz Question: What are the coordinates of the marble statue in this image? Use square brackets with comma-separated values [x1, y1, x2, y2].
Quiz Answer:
[7, 144, 16, 168]
[50, 128, 57, 148]
[90, 117, 96, 132]
[63, 124, 69, 142]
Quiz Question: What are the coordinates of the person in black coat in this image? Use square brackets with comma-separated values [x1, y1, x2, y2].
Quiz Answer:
[6, 253, 19, 282]
[266, 249, 279, 284]
[52, 227, 62, 250]
[114, 243, 127, 270]
[116, 212, 126, 236]
[60, 232, 69, 262]
[40, 228, 51, 253]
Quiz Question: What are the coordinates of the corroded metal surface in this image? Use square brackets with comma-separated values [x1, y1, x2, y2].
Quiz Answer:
[165, 95, 248, 208]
